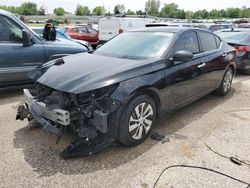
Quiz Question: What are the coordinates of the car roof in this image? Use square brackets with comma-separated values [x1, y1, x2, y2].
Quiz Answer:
[146, 22, 193, 26]
[146, 22, 172, 26]
[129, 27, 208, 33]
[0, 9, 12, 16]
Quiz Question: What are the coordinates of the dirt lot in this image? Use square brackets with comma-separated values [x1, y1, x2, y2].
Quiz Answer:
[0, 75, 250, 188]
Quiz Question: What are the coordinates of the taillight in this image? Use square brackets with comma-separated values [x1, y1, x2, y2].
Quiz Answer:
[234, 45, 249, 52]
[118, 29, 123, 34]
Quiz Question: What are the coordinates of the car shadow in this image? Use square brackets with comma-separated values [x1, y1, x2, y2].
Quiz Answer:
[13, 89, 235, 177]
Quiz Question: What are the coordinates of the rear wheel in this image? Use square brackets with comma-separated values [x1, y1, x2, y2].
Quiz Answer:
[215, 67, 233, 96]
[118, 95, 156, 146]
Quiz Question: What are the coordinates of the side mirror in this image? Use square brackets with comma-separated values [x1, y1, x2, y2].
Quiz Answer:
[173, 50, 194, 63]
[22, 30, 33, 47]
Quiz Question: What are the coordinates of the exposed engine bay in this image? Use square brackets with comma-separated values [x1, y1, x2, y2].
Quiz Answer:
[16, 82, 121, 158]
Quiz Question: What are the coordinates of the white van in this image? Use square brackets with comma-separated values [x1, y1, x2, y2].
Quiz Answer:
[98, 17, 155, 44]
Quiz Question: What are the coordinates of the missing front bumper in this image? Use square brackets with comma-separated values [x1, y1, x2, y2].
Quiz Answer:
[16, 89, 115, 158]
[22, 89, 70, 126]
[16, 89, 70, 136]
[16, 103, 63, 136]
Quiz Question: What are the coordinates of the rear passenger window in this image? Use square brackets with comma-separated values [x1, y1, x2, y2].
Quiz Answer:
[174, 31, 200, 54]
[199, 32, 217, 51]
[215, 36, 221, 48]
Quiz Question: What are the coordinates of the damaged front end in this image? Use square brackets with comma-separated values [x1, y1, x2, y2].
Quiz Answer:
[16, 82, 122, 158]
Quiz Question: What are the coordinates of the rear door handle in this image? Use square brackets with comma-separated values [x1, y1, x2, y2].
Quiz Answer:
[198, 63, 206, 68]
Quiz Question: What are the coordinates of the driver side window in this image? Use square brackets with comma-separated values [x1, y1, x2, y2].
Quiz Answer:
[0, 16, 23, 43]
[174, 31, 200, 54]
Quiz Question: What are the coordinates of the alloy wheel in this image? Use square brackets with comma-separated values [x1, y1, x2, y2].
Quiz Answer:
[128, 102, 154, 140]
[223, 69, 233, 93]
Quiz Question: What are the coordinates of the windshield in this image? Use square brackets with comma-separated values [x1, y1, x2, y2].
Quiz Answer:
[57, 28, 67, 33]
[216, 31, 249, 40]
[94, 32, 175, 60]
[32, 28, 43, 35]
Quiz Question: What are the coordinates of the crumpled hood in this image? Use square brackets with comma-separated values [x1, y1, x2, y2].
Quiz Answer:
[30, 53, 165, 94]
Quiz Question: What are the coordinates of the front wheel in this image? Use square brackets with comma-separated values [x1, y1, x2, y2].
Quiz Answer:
[118, 95, 156, 146]
[215, 67, 233, 96]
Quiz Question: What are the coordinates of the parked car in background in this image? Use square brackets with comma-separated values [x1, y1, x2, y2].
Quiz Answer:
[234, 19, 249, 25]
[98, 17, 155, 44]
[146, 22, 194, 28]
[146, 22, 212, 31]
[208, 23, 237, 32]
[171, 22, 195, 27]
[17, 27, 236, 157]
[64, 26, 99, 47]
[195, 24, 210, 30]
[31, 26, 93, 51]
[146, 22, 172, 27]
[238, 23, 250, 28]
[0, 9, 88, 89]
[216, 28, 250, 75]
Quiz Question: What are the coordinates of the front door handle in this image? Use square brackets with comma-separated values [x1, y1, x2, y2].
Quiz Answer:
[197, 63, 206, 68]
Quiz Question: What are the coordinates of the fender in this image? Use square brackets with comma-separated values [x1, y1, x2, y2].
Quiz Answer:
[217, 56, 236, 89]
[110, 70, 165, 110]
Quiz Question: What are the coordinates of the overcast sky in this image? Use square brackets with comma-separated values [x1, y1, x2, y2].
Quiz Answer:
[0, 0, 249, 13]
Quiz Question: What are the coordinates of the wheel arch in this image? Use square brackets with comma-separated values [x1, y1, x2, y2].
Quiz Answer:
[228, 64, 236, 75]
[139, 88, 161, 117]
[123, 86, 162, 117]
[109, 71, 165, 140]
[116, 89, 159, 146]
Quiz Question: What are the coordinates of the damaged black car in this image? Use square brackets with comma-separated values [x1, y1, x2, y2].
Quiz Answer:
[16, 27, 236, 158]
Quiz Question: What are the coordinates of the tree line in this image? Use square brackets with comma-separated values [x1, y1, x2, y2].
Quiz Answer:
[0, 1, 249, 18]
[145, 1, 250, 19]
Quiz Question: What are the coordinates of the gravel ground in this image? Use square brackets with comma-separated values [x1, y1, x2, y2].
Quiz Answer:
[0, 75, 250, 188]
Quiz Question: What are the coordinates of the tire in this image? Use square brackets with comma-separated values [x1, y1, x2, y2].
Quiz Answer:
[215, 67, 233, 96]
[118, 95, 156, 146]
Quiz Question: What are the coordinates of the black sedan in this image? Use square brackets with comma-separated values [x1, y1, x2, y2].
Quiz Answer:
[17, 27, 236, 158]
[216, 28, 250, 75]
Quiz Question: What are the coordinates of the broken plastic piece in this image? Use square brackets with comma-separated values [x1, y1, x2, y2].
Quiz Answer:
[150, 132, 170, 143]
[60, 134, 114, 159]
[16, 104, 29, 120]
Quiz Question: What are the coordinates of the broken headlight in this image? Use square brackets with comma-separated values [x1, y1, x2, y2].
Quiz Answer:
[77, 84, 119, 105]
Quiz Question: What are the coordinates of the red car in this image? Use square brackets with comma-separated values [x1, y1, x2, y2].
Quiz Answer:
[65, 26, 98, 47]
